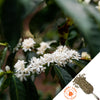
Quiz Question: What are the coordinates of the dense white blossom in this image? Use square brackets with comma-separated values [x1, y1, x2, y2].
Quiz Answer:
[51, 46, 80, 65]
[14, 60, 29, 81]
[41, 54, 54, 66]
[14, 45, 80, 81]
[37, 40, 56, 54]
[22, 38, 36, 52]
[14, 60, 26, 72]
[28, 57, 46, 74]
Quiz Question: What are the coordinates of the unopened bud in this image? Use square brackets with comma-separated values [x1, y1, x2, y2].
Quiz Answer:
[5, 65, 10, 72]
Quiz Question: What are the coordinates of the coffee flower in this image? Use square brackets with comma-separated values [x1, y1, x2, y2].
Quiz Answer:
[37, 40, 56, 54]
[14, 60, 29, 81]
[51, 46, 80, 66]
[22, 38, 36, 52]
[14, 60, 26, 72]
[28, 57, 46, 74]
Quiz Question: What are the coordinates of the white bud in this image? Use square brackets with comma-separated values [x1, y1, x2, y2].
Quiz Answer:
[5, 65, 10, 71]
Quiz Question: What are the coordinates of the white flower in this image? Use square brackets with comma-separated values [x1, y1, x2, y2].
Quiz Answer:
[41, 54, 54, 66]
[96, 1, 100, 11]
[15, 72, 27, 81]
[55, 45, 69, 53]
[14, 60, 28, 81]
[37, 40, 56, 54]
[37, 42, 50, 54]
[28, 57, 46, 74]
[14, 60, 26, 72]
[52, 52, 67, 66]
[5, 65, 10, 71]
[37, 45, 80, 66]
[84, 0, 91, 4]
[52, 46, 80, 66]
[22, 38, 36, 52]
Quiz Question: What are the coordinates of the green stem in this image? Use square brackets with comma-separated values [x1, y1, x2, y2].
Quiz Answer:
[0, 43, 8, 46]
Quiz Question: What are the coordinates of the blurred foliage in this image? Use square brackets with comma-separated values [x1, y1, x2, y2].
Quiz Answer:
[30, 1, 62, 34]
[1, 0, 22, 48]
[55, 0, 100, 57]
[1, 0, 43, 48]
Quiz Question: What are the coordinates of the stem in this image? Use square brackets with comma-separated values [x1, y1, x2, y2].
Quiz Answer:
[92, 93, 100, 100]
[0, 43, 8, 46]
[22, 2, 45, 38]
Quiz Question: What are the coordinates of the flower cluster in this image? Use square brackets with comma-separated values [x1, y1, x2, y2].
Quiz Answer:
[22, 38, 36, 52]
[14, 45, 80, 81]
[14, 60, 29, 81]
[51, 46, 80, 66]
[14, 38, 56, 53]
[37, 40, 56, 54]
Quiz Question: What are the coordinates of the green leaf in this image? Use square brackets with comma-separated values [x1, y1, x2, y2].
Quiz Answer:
[51, 66, 55, 78]
[0, 77, 10, 91]
[1, 0, 21, 48]
[64, 65, 76, 78]
[9, 75, 26, 100]
[45, 66, 50, 77]
[23, 79, 39, 100]
[54, 65, 72, 87]
[0, 70, 5, 77]
[0, 75, 6, 90]
[72, 59, 88, 69]
[84, 6, 100, 25]
[55, 0, 100, 57]
[0, 47, 7, 69]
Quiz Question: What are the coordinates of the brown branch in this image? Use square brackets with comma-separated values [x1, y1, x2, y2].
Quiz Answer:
[22, 2, 45, 38]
